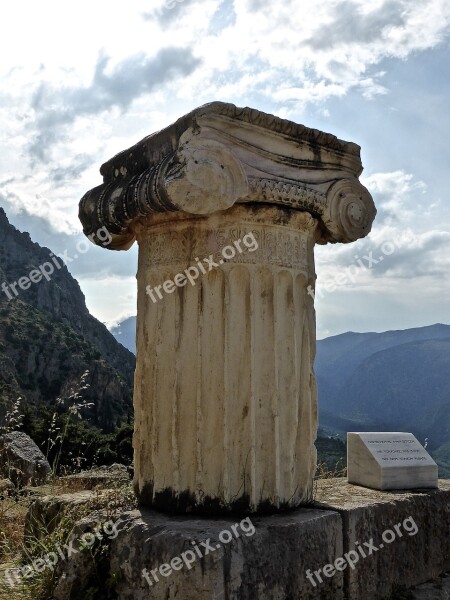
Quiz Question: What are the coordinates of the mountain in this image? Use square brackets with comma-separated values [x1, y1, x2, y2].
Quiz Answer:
[314, 325, 450, 477]
[315, 324, 450, 414]
[110, 316, 136, 354]
[0, 207, 135, 432]
[432, 441, 450, 478]
[315, 325, 450, 446]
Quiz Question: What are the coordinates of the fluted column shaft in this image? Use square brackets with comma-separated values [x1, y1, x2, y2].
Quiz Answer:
[132, 205, 319, 513]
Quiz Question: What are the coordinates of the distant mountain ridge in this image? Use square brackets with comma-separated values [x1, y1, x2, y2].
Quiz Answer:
[315, 324, 450, 448]
[0, 207, 135, 431]
[110, 316, 136, 354]
[315, 324, 450, 412]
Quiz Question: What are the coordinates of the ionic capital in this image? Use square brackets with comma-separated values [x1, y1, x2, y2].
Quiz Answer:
[79, 102, 375, 249]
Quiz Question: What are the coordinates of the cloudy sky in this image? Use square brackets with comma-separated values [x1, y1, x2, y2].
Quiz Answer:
[1, 0, 449, 338]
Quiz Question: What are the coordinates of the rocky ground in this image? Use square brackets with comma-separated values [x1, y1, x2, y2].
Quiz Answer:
[410, 575, 450, 599]
[0, 464, 134, 600]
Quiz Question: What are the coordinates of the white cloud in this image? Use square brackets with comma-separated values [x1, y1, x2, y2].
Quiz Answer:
[79, 276, 138, 326]
[314, 222, 450, 337]
[2, 0, 449, 229]
[314, 168, 450, 333]
[1, 0, 450, 326]
[361, 171, 427, 224]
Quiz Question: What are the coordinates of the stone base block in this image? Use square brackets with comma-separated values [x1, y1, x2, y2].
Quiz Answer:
[109, 508, 343, 600]
[315, 479, 450, 600]
[409, 572, 450, 599]
[25, 479, 450, 599]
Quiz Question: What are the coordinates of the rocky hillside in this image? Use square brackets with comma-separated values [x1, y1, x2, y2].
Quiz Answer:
[0, 207, 135, 432]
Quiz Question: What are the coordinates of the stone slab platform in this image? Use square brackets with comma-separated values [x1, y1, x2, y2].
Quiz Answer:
[26, 479, 450, 599]
[315, 478, 450, 600]
[410, 572, 450, 599]
[108, 508, 343, 600]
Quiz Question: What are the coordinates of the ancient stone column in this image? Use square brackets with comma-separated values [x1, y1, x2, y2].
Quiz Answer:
[79, 102, 376, 514]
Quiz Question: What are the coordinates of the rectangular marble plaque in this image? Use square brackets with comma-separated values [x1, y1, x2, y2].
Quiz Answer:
[347, 432, 438, 490]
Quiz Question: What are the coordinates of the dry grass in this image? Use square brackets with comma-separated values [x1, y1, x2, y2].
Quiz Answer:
[0, 481, 136, 600]
[0, 565, 54, 600]
[315, 460, 347, 480]
[0, 494, 42, 600]
[0, 497, 30, 563]
[312, 460, 347, 503]
[53, 476, 92, 495]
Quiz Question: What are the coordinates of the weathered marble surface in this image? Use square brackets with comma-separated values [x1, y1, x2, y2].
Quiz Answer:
[133, 205, 319, 512]
[347, 432, 438, 490]
[78, 102, 376, 513]
[79, 102, 376, 249]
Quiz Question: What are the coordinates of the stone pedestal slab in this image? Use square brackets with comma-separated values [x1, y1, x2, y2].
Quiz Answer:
[25, 480, 450, 599]
[109, 507, 344, 600]
[315, 478, 450, 600]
